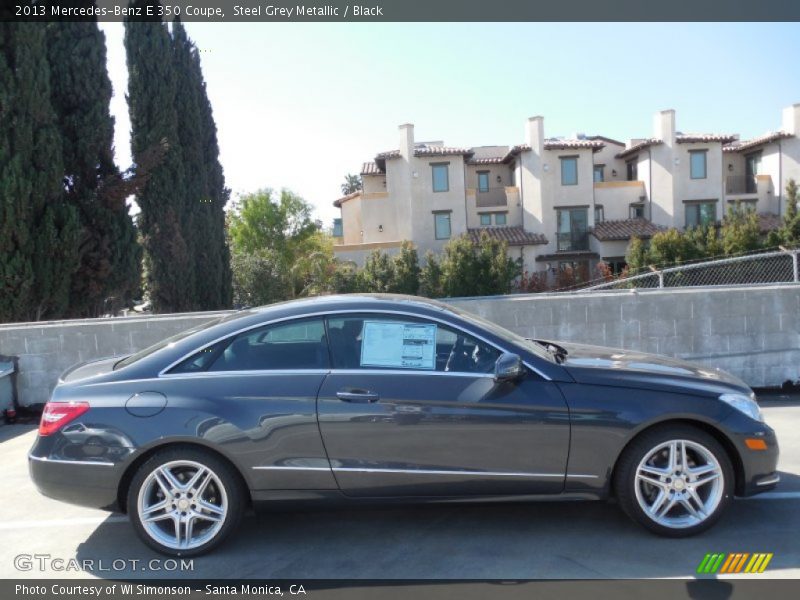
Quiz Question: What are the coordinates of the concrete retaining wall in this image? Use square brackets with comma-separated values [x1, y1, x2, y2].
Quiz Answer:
[0, 285, 797, 408]
[448, 285, 800, 389]
[0, 311, 228, 409]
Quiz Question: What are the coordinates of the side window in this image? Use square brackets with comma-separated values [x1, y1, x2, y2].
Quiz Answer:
[326, 316, 500, 374]
[169, 318, 328, 373]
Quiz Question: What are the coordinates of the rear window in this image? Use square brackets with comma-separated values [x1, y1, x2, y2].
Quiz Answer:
[114, 318, 225, 370]
[169, 318, 329, 373]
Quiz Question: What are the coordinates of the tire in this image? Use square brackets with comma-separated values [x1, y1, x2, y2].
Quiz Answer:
[127, 447, 245, 556]
[613, 424, 734, 537]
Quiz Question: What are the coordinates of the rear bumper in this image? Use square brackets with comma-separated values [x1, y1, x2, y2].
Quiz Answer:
[28, 453, 121, 511]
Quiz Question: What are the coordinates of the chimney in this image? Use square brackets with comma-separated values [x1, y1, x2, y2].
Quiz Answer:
[653, 109, 676, 144]
[525, 116, 544, 153]
[399, 123, 414, 158]
[781, 103, 800, 135]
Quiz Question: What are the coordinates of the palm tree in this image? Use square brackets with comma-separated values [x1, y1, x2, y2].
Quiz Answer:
[341, 173, 362, 195]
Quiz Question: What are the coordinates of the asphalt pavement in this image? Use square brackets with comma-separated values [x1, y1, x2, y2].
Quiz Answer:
[1, 395, 798, 580]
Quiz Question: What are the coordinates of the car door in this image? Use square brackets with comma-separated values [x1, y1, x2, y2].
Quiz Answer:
[158, 316, 338, 492]
[316, 313, 571, 497]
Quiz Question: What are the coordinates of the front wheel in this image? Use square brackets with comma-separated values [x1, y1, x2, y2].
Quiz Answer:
[614, 425, 734, 537]
[127, 447, 245, 556]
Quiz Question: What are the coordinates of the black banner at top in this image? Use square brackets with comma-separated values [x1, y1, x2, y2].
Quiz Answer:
[2, 0, 800, 22]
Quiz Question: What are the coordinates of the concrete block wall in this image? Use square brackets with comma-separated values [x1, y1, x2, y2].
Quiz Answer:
[0, 311, 228, 409]
[448, 284, 800, 389]
[0, 285, 797, 408]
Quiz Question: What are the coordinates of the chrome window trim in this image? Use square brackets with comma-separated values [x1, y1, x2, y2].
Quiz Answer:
[158, 369, 330, 380]
[29, 454, 114, 467]
[329, 369, 496, 379]
[157, 309, 552, 381]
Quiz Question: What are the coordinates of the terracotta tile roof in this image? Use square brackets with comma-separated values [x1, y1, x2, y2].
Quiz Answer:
[676, 133, 738, 144]
[360, 162, 384, 175]
[467, 227, 548, 246]
[544, 138, 605, 151]
[591, 218, 667, 241]
[414, 145, 473, 157]
[333, 191, 360, 208]
[374, 146, 474, 160]
[723, 131, 794, 153]
[587, 135, 625, 146]
[616, 139, 662, 159]
[375, 149, 401, 160]
[757, 212, 783, 233]
[468, 156, 506, 165]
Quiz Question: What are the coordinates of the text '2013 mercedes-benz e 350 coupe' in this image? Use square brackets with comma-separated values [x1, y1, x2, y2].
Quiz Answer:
[29, 295, 779, 556]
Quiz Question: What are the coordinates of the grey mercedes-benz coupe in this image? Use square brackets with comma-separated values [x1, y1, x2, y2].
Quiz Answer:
[29, 294, 779, 556]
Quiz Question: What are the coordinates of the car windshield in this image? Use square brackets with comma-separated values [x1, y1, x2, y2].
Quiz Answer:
[443, 304, 555, 363]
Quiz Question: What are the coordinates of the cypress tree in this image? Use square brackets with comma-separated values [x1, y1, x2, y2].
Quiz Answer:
[0, 21, 80, 322]
[47, 17, 141, 317]
[172, 19, 232, 309]
[125, 1, 195, 312]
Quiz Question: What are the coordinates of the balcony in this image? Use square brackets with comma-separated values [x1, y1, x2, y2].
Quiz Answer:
[475, 186, 508, 207]
[726, 175, 758, 195]
[556, 231, 590, 252]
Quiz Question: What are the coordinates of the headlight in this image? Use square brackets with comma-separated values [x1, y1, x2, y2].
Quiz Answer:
[719, 392, 763, 422]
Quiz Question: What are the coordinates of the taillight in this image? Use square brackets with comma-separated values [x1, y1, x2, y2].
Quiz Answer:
[39, 401, 90, 436]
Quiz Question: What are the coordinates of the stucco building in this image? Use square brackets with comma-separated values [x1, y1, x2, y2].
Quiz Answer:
[332, 103, 800, 276]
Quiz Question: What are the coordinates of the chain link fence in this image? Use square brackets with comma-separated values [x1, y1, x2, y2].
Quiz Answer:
[580, 247, 800, 292]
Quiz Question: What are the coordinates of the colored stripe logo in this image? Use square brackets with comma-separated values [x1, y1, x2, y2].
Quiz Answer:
[697, 553, 773, 574]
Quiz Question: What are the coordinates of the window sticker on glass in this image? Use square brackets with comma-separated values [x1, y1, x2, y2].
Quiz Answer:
[360, 321, 437, 370]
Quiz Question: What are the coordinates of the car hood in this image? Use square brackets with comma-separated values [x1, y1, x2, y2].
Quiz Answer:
[59, 356, 121, 384]
[541, 340, 751, 396]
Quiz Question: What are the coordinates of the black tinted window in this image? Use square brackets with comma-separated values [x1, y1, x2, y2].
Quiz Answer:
[326, 315, 499, 374]
[170, 318, 329, 373]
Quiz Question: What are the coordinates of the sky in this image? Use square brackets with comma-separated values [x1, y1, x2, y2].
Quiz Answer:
[99, 22, 800, 225]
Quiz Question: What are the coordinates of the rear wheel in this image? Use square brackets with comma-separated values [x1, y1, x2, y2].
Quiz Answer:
[127, 447, 245, 556]
[614, 425, 734, 537]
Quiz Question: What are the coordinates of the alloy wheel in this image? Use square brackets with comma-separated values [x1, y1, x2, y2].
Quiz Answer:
[633, 439, 724, 529]
[137, 460, 228, 550]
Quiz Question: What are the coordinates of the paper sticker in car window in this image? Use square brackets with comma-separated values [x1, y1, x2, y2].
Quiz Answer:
[360, 321, 436, 370]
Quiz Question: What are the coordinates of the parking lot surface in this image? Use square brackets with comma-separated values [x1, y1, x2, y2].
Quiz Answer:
[1, 396, 798, 580]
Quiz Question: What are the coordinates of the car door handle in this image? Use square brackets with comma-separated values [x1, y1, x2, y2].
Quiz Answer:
[336, 390, 380, 403]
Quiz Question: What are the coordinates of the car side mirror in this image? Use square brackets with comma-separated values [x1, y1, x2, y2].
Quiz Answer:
[494, 352, 523, 383]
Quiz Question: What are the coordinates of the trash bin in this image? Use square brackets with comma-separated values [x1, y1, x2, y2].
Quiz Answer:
[0, 358, 16, 417]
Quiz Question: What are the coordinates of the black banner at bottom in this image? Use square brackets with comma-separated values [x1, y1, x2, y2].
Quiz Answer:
[4, 579, 800, 600]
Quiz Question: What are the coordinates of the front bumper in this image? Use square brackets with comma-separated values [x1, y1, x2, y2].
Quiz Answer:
[722, 412, 780, 497]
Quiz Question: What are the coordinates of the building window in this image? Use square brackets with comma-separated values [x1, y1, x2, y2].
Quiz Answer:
[626, 159, 638, 181]
[434, 212, 451, 239]
[332, 218, 343, 238]
[601, 258, 627, 275]
[685, 201, 717, 228]
[479, 213, 492, 226]
[690, 150, 707, 179]
[745, 152, 761, 193]
[432, 164, 449, 192]
[629, 203, 645, 219]
[477, 171, 490, 193]
[593, 164, 605, 183]
[494, 212, 507, 225]
[594, 205, 604, 223]
[560, 156, 578, 186]
[556, 207, 589, 251]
